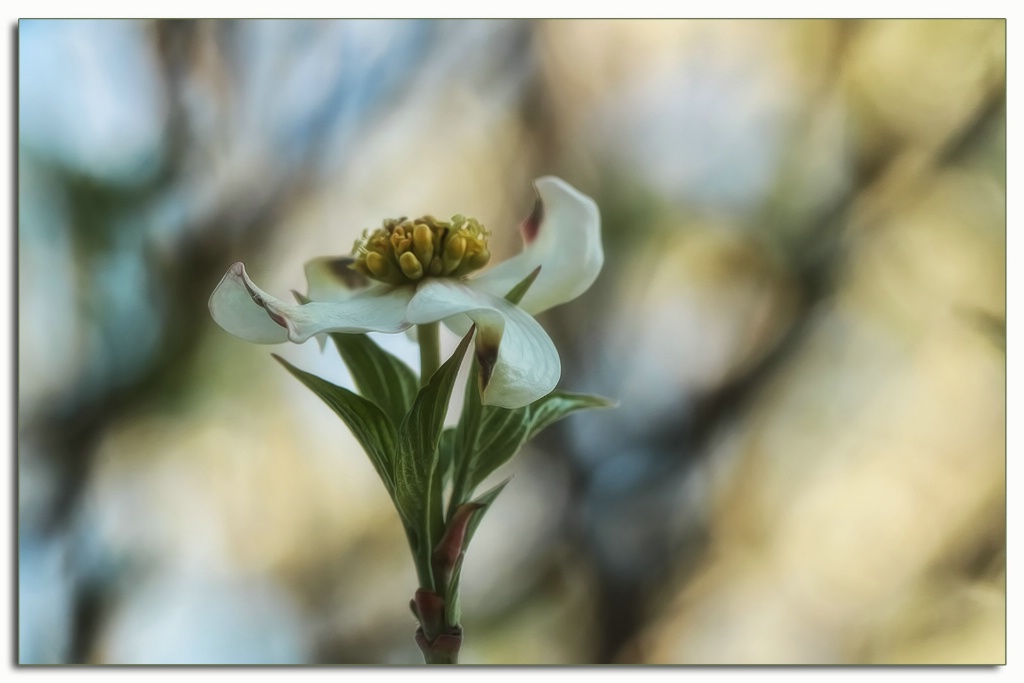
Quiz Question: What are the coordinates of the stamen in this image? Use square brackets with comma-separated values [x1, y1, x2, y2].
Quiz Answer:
[413, 223, 434, 268]
[390, 226, 411, 255]
[464, 248, 490, 272]
[429, 256, 445, 276]
[366, 252, 391, 279]
[399, 251, 424, 280]
[351, 213, 492, 285]
[442, 235, 466, 274]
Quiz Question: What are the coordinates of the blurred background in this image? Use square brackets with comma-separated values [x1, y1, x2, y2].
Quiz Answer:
[17, 19, 1005, 665]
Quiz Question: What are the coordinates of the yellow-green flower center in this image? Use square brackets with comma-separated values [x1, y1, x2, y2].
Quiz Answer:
[351, 214, 491, 286]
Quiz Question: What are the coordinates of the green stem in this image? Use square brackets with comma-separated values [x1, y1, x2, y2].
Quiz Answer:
[421, 643, 459, 665]
[405, 527, 434, 591]
[415, 620, 462, 664]
[418, 322, 441, 387]
[412, 321, 459, 663]
[412, 590, 462, 664]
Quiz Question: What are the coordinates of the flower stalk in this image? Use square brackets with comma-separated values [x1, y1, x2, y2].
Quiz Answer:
[417, 322, 441, 386]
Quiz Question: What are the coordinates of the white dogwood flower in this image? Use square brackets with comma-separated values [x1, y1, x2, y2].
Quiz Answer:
[208, 176, 602, 408]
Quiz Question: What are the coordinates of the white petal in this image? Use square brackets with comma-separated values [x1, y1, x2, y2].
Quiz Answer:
[407, 280, 559, 408]
[470, 176, 602, 315]
[299, 258, 370, 350]
[209, 262, 412, 344]
[303, 256, 369, 302]
[209, 263, 290, 343]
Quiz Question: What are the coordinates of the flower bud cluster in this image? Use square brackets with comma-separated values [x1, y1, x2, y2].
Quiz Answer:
[352, 215, 491, 286]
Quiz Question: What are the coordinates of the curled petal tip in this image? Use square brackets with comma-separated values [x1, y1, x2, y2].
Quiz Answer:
[469, 176, 603, 316]
[476, 345, 498, 393]
[521, 195, 543, 244]
[209, 262, 290, 344]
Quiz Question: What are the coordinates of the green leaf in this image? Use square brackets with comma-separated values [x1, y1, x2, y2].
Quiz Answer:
[396, 329, 475, 578]
[502, 265, 541, 306]
[465, 406, 532, 492]
[463, 477, 511, 551]
[273, 354, 401, 511]
[462, 392, 616, 494]
[330, 333, 419, 427]
[455, 357, 484, 462]
[527, 391, 617, 440]
[291, 290, 418, 426]
[444, 552, 466, 627]
[438, 427, 458, 491]
[442, 478, 509, 627]
[449, 356, 483, 516]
